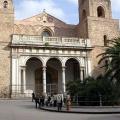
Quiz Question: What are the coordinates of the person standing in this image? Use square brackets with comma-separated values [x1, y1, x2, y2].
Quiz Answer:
[57, 94, 62, 111]
[32, 92, 35, 102]
[66, 95, 71, 111]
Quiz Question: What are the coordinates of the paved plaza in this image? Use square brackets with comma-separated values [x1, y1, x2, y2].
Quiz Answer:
[0, 100, 120, 120]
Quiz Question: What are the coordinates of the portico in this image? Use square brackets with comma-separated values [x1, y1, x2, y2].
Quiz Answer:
[11, 35, 92, 97]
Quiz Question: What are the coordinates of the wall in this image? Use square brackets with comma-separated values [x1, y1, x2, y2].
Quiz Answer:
[0, 0, 14, 97]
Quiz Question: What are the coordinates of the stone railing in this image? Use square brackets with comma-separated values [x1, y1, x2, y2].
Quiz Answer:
[11, 34, 92, 48]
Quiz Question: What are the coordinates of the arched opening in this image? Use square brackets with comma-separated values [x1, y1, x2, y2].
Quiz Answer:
[104, 35, 108, 46]
[3, 1, 8, 8]
[46, 58, 62, 95]
[97, 6, 105, 18]
[82, 9, 87, 19]
[65, 58, 80, 83]
[26, 57, 43, 96]
[42, 29, 52, 37]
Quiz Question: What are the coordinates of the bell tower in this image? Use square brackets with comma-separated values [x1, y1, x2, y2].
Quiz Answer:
[78, 0, 119, 45]
[78, 0, 112, 22]
[78, 0, 119, 77]
[0, 0, 14, 97]
[0, 0, 14, 42]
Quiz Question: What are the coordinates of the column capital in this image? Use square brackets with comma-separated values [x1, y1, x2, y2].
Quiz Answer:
[62, 66, 66, 69]
[21, 66, 26, 70]
[80, 67, 85, 70]
[42, 66, 47, 71]
[62, 66, 66, 72]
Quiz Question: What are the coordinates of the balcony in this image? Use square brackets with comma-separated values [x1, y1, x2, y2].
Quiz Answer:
[11, 34, 92, 48]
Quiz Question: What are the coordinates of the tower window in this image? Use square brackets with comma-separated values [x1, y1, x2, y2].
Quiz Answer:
[97, 6, 105, 18]
[104, 35, 108, 46]
[82, 9, 87, 19]
[3, 1, 8, 8]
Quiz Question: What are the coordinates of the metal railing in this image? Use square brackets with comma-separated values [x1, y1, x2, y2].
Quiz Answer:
[69, 96, 120, 106]
[11, 84, 58, 98]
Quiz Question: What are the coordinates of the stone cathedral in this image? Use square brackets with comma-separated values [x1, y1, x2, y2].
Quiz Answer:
[0, 0, 119, 97]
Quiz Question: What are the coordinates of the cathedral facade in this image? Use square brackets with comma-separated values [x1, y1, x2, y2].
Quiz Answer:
[0, 0, 119, 97]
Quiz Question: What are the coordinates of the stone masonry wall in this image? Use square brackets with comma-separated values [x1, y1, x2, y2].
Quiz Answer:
[87, 17, 120, 77]
[0, 0, 14, 97]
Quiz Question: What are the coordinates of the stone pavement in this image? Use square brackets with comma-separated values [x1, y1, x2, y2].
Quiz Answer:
[0, 100, 120, 120]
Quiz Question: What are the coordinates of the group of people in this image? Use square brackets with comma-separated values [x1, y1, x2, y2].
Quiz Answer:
[32, 92, 71, 111]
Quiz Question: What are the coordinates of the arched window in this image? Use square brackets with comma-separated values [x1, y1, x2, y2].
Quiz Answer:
[104, 35, 108, 46]
[97, 6, 105, 18]
[82, 9, 87, 19]
[3, 1, 8, 8]
[42, 30, 52, 37]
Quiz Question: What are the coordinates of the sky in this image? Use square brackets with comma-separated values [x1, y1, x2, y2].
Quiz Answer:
[13, 0, 120, 24]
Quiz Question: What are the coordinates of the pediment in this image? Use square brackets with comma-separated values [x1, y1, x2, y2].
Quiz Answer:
[21, 11, 66, 26]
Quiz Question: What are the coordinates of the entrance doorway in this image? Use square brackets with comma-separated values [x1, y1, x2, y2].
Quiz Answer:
[65, 58, 80, 83]
[26, 57, 43, 95]
[46, 58, 62, 95]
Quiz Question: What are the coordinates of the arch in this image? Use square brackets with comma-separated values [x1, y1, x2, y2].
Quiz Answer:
[3, 1, 8, 8]
[65, 58, 80, 81]
[82, 9, 87, 19]
[46, 57, 62, 94]
[97, 6, 105, 18]
[64, 57, 81, 67]
[45, 57, 63, 67]
[42, 29, 52, 37]
[40, 27, 54, 36]
[26, 57, 43, 65]
[26, 57, 43, 95]
[24, 56, 44, 67]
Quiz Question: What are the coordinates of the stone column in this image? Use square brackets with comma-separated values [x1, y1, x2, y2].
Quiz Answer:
[88, 58, 92, 76]
[22, 66, 26, 93]
[43, 66, 47, 94]
[80, 67, 85, 82]
[62, 66, 66, 93]
[12, 57, 17, 94]
[21, 66, 26, 93]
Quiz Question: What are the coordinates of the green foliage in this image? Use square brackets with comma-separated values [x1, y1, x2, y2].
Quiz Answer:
[98, 38, 120, 83]
[67, 75, 120, 106]
[44, 42, 49, 46]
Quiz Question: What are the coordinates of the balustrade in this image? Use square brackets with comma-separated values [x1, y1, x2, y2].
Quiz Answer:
[12, 35, 91, 47]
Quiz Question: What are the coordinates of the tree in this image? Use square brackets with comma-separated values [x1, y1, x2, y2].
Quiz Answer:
[66, 76, 118, 106]
[98, 38, 120, 84]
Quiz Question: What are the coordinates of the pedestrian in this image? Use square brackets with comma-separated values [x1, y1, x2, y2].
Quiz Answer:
[57, 94, 62, 111]
[41, 95, 45, 106]
[35, 97, 40, 108]
[53, 95, 57, 107]
[66, 95, 71, 111]
[32, 92, 35, 102]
